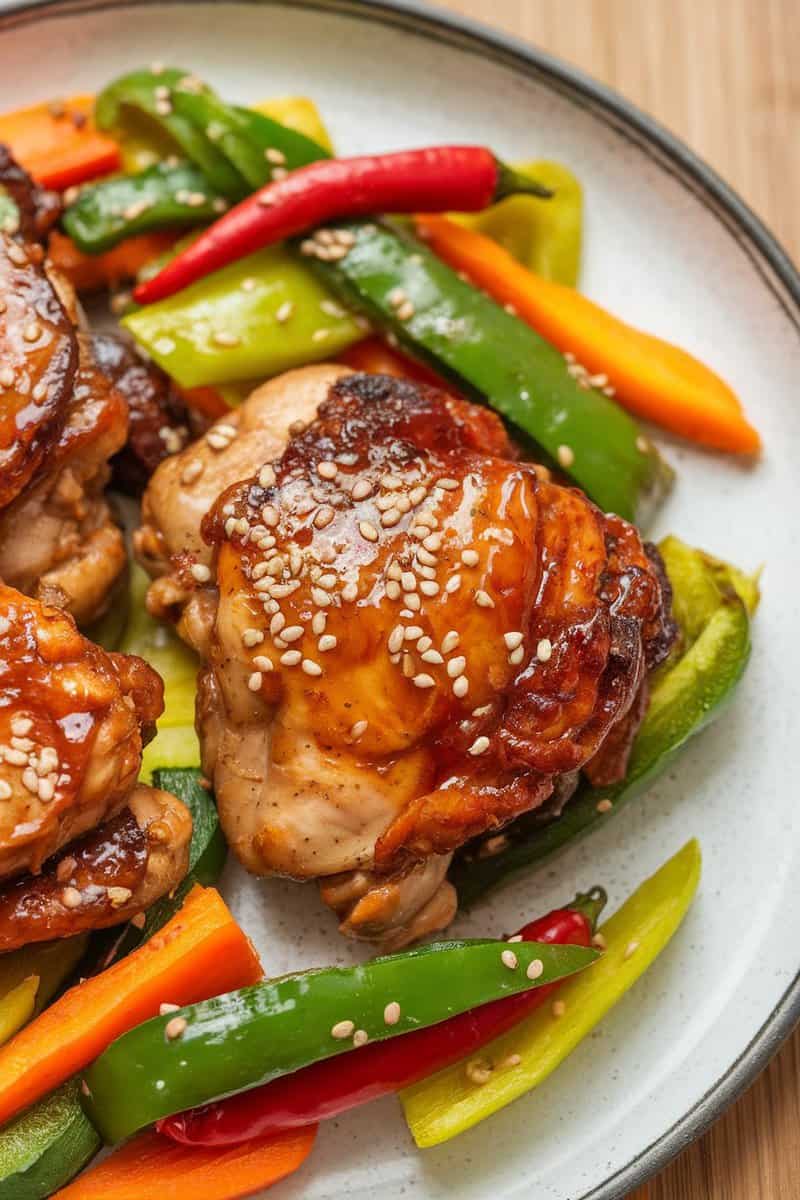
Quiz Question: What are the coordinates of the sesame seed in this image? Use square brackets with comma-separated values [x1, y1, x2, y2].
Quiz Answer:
[182, 460, 204, 485]
[351, 478, 372, 501]
[0, 781, 11, 800]
[262, 504, 279, 527]
[468, 736, 490, 756]
[386, 581, 401, 600]
[331, 1019, 355, 1039]
[399, 572, 415, 593]
[501, 949, 518, 970]
[160, 1003, 181, 1016]
[212, 331, 241, 347]
[350, 720, 368, 739]
[318, 635, 337, 652]
[248, 671, 263, 691]
[502, 1054, 522, 1068]
[381, 508, 402, 528]
[312, 612, 327, 635]
[280, 649, 302, 666]
[359, 520, 379, 543]
[388, 287, 407, 307]
[383, 1001, 401, 1025]
[253, 656, 273, 672]
[23, 321, 41, 343]
[352, 1029, 369, 1047]
[466, 1061, 493, 1085]
[165, 1016, 188, 1040]
[536, 638, 553, 662]
[206, 432, 231, 451]
[265, 146, 287, 164]
[388, 626, 405, 654]
[413, 673, 436, 689]
[404, 593, 421, 611]
[503, 632, 524, 651]
[62, 886, 82, 909]
[507, 934, 523, 943]
[271, 167, 289, 181]
[453, 675, 469, 698]
[21, 767, 39, 793]
[11, 736, 33, 753]
[461, 549, 479, 567]
[302, 659, 323, 676]
[312, 328, 330, 343]
[592, 933, 607, 950]
[0, 367, 15, 387]
[437, 477, 459, 491]
[7, 243, 27, 265]
[526, 958, 544, 980]
[416, 548, 437, 568]
[624, 940, 640, 961]
[422, 533, 442, 553]
[314, 505, 335, 529]
[242, 628, 264, 647]
[317, 460, 338, 480]
[281, 625, 304, 643]
[596, 798, 613, 813]
[108, 885, 133, 907]
[419, 580, 439, 596]
[447, 656, 466, 678]
[445, 575, 461, 594]
[552, 1000, 566, 1018]
[442, 631, 460, 654]
[311, 587, 332, 607]
[475, 589, 494, 608]
[636, 435, 650, 453]
[190, 563, 211, 583]
[11, 716, 32, 737]
[155, 98, 172, 116]
[421, 649, 444, 664]
[37, 777, 55, 802]
[508, 646, 525, 666]
[342, 582, 359, 602]
[275, 300, 294, 323]
[404, 625, 424, 641]
[557, 444, 575, 469]
[396, 300, 415, 321]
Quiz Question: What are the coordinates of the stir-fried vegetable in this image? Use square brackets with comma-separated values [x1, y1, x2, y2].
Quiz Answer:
[122, 245, 364, 389]
[0, 96, 120, 190]
[0, 936, 87, 1018]
[309, 219, 672, 524]
[451, 537, 757, 904]
[416, 214, 761, 453]
[159, 890, 605, 1146]
[402, 839, 701, 1145]
[0, 887, 261, 1129]
[0, 977, 38, 1048]
[47, 229, 178, 294]
[81, 938, 597, 1144]
[0, 1080, 100, 1200]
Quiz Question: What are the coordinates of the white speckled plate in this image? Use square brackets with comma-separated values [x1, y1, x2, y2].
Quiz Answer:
[1, 2, 798, 1196]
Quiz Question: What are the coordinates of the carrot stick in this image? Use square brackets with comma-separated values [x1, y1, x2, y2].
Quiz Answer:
[177, 385, 233, 420]
[340, 336, 458, 393]
[415, 214, 761, 455]
[52, 1126, 317, 1200]
[0, 95, 120, 191]
[0, 886, 262, 1127]
[48, 229, 179, 294]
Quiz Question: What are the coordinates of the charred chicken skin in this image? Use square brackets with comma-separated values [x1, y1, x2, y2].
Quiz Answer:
[137, 367, 674, 948]
[0, 583, 191, 949]
[0, 227, 127, 625]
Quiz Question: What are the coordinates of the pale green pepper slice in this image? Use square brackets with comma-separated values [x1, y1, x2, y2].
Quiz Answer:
[401, 838, 701, 1146]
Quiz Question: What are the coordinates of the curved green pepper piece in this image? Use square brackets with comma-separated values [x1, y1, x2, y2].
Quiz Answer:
[451, 539, 756, 906]
[95, 68, 246, 198]
[454, 160, 583, 286]
[81, 938, 598, 1144]
[403, 839, 701, 1145]
[0, 936, 87, 1019]
[123, 245, 364, 389]
[0, 976, 38, 1047]
[0, 1079, 100, 1200]
[310, 220, 671, 524]
[62, 161, 226, 255]
[170, 90, 328, 190]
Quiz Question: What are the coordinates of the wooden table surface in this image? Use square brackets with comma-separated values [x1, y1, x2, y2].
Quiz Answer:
[432, 2, 799, 1197]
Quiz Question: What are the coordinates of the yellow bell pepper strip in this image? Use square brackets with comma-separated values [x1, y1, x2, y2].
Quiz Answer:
[0, 1079, 101, 1200]
[0, 937, 88, 1018]
[402, 839, 701, 1146]
[0, 96, 121, 191]
[415, 214, 761, 455]
[0, 977, 39, 1047]
[122, 245, 364, 389]
[252, 96, 334, 154]
[451, 537, 756, 905]
[454, 160, 582, 286]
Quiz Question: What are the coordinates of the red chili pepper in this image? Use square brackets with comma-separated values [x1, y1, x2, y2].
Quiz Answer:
[134, 146, 552, 305]
[158, 888, 605, 1148]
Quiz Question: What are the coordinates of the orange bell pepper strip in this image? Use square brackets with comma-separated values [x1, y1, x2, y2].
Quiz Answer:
[0, 95, 121, 191]
[0, 885, 262, 1128]
[48, 229, 179, 294]
[415, 214, 761, 455]
[52, 1126, 317, 1200]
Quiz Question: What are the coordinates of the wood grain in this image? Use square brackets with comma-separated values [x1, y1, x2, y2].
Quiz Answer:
[430, 2, 799, 1198]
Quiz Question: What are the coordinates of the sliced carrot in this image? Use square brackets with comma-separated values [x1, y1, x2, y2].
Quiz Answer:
[48, 229, 179, 294]
[415, 214, 761, 455]
[53, 1126, 317, 1200]
[0, 95, 120, 191]
[340, 336, 460, 394]
[0, 886, 262, 1128]
[177, 385, 233, 420]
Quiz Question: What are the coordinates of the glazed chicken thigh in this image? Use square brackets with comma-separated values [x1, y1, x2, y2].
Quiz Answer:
[0, 230, 127, 625]
[139, 367, 674, 948]
[0, 583, 191, 950]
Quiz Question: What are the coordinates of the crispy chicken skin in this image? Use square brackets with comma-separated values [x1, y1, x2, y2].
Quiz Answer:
[173, 369, 674, 947]
[0, 234, 128, 624]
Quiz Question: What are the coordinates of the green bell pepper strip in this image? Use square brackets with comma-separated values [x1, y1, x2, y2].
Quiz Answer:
[123, 244, 364, 389]
[402, 838, 701, 1146]
[450, 538, 757, 906]
[81, 938, 598, 1144]
[95, 67, 246, 197]
[454, 160, 583, 286]
[0, 976, 38, 1047]
[0, 1079, 100, 1200]
[62, 161, 226, 255]
[171, 90, 329, 190]
[307, 220, 672, 525]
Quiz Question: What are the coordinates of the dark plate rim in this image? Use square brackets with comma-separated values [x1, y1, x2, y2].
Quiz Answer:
[0, 1, 798, 1196]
